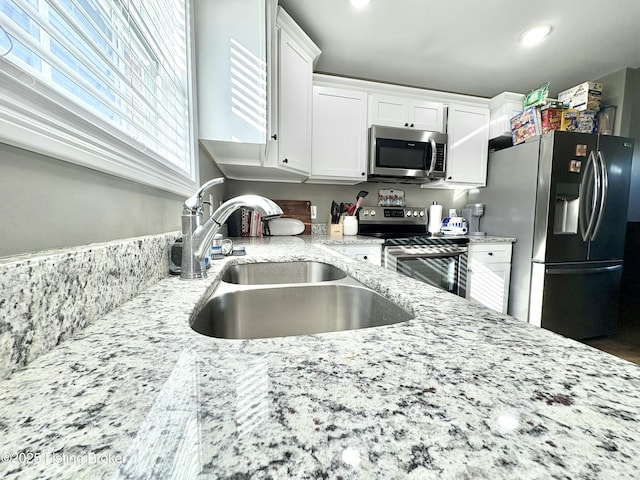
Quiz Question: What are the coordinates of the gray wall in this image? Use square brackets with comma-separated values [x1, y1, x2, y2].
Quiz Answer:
[0, 143, 225, 258]
[596, 67, 640, 221]
[226, 180, 469, 222]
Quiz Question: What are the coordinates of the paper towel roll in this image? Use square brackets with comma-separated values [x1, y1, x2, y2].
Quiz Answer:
[428, 203, 442, 234]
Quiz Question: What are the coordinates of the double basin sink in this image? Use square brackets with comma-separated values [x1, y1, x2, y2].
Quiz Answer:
[190, 261, 413, 339]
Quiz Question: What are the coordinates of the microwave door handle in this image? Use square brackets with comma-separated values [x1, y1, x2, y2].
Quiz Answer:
[427, 137, 437, 177]
[590, 150, 608, 241]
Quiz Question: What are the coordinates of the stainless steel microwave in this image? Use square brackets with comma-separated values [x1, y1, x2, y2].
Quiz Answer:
[368, 125, 447, 183]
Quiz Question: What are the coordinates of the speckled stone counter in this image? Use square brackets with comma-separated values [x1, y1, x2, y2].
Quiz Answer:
[1, 236, 639, 479]
[0, 232, 179, 379]
[468, 235, 516, 243]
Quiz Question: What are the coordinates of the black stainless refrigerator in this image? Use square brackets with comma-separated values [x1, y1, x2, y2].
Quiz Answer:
[470, 131, 634, 339]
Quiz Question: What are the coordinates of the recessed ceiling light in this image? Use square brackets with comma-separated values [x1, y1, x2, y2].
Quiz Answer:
[350, 0, 371, 8]
[520, 25, 552, 46]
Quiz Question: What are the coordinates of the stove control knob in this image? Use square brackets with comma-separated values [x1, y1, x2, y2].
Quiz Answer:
[413, 210, 419, 217]
[405, 210, 412, 217]
[419, 211, 425, 217]
[362, 210, 369, 216]
[370, 210, 376, 216]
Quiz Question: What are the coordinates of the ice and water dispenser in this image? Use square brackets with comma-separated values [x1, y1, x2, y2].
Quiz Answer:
[554, 183, 580, 235]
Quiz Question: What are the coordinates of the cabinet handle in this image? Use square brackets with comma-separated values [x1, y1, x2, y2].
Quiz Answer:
[361, 172, 366, 176]
[447, 176, 453, 180]
[410, 123, 414, 127]
[271, 134, 277, 140]
[363, 255, 368, 260]
[404, 122, 408, 127]
[282, 158, 288, 164]
[488, 252, 494, 256]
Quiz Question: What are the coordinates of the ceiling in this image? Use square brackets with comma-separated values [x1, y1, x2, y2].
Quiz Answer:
[277, 0, 640, 99]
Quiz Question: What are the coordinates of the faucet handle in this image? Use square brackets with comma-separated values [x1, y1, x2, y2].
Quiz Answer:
[183, 177, 225, 215]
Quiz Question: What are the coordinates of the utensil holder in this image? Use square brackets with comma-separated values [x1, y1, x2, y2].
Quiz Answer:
[329, 215, 343, 236]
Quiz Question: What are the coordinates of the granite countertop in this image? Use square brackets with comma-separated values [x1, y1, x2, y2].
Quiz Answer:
[468, 235, 516, 243]
[1, 236, 639, 479]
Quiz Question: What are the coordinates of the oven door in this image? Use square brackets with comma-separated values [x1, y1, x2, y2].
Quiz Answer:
[384, 246, 468, 297]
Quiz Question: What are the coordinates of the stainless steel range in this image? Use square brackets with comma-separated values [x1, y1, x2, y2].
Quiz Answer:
[358, 206, 468, 297]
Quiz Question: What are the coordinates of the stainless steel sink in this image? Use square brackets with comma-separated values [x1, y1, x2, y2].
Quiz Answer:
[191, 284, 413, 339]
[221, 261, 347, 285]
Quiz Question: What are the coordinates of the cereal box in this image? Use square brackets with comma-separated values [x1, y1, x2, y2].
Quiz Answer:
[541, 108, 563, 133]
[560, 109, 579, 132]
[511, 107, 542, 145]
[577, 110, 597, 134]
[558, 82, 602, 111]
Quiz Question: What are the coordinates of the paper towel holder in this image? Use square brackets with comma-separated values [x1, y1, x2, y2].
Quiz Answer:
[428, 201, 443, 234]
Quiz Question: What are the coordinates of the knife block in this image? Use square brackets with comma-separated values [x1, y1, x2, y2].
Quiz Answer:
[328, 215, 343, 236]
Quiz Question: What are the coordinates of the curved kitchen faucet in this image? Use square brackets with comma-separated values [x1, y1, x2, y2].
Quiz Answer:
[180, 177, 283, 279]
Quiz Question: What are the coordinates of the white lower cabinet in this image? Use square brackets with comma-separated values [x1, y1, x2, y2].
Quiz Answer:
[328, 244, 382, 266]
[467, 242, 512, 314]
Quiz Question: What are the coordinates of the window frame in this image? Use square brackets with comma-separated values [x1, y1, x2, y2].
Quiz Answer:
[0, 0, 199, 197]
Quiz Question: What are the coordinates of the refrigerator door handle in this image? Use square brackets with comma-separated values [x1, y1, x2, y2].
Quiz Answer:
[545, 264, 622, 275]
[579, 150, 598, 242]
[590, 150, 609, 241]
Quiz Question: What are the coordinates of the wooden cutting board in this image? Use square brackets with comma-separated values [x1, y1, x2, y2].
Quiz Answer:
[272, 200, 312, 235]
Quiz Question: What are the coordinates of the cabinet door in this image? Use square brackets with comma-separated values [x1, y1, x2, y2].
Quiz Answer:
[489, 103, 523, 139]
[467, 262, 511, 314]
[407, 100, 446, 132]
[310, 86, 368, 183]
[467, 243, 512, 314]
[446, 104, 489, 185]
[277, 28, 313, 175]
[368, 94, 407, 127]
[368, 94, 445, 132]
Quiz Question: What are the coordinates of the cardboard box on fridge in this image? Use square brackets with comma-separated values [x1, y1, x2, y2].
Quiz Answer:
[510, 107, 542, 145]
[541, 107, 563, 134]
[576, 110, 597, 134]
[561, 109, 579, 132]
[558, 82, 603, 111]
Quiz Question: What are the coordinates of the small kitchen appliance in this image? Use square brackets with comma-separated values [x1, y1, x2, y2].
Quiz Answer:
[441, 216, 468, 236]
[368, 125, 448, 184]
[358, 206, 468, 297]
[461, 203, 486, 236]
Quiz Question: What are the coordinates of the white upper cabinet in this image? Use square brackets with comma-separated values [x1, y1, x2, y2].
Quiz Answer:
[444, 103, 490, 186]
[194, 1, 319, 182]
[273, 11, 319, 176]
[308, 86, 368, 184]
[489, 92, 524, 139]
[368, 94, 446, 132]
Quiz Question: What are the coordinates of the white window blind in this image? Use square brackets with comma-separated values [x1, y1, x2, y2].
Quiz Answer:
[0, 0, 197, 195]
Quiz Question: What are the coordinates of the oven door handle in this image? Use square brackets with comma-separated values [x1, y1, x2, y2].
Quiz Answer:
[385, 246, 468, 258]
